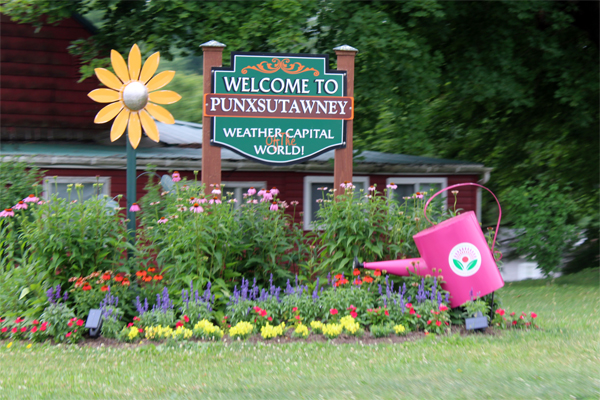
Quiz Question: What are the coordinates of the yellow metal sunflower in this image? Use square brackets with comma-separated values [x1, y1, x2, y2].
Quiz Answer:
[88, 44, 181, 149]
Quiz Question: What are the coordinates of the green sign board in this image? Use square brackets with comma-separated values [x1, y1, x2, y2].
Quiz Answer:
[204, 52, 353, 165]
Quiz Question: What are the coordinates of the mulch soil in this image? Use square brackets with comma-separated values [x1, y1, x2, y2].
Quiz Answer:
[71, 325, 500, 349]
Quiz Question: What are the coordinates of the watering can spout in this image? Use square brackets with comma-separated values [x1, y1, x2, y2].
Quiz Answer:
[355, 256, 428, 276]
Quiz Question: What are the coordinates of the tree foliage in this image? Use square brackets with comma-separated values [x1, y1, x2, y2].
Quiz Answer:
[2, 0, 598, 264]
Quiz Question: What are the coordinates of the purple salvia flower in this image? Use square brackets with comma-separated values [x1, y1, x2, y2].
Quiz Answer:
[445, 292, 450, 304]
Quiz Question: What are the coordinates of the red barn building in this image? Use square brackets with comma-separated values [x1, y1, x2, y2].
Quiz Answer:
[0, 14, 491, 229]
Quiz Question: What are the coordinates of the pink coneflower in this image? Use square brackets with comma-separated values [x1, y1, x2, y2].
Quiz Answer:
[368, 185, 376, 192]
[257, 189, 266, 197]
[451, 190, 459, 195]
[253, 199, 258, 204]
[23, 194, 39, 203]
[270, 187, 279, 195]
[212, 186, 221, 195]
[157, 217, 168, 224]
[172, 171, 181, 182]
[198, 198, 207, 204]
[262, 190, 273, 201]
[415, 192, 424, 199]
[13, 201, 27, 210]
[176, 204, 187, 212]
[280, 201, 289, 209]
[150, 201, 161, 206]
[37, 200, 47, 205]
[316, 199, 323, 203]
[129, 203, 141, 212]
[247, 187, 256, 196]
[269, 201, 279, 211]
[386, 182, 397, 190]
[189, 197, 197, 204]
[228, 198, 237, 204]
[190, 203, 204, 213]
[209, 196, 221, 204]
[0, 208, 15, 217]
[290, 200, 299, 206]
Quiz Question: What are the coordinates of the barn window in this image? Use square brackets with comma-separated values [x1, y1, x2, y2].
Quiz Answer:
[303, 176, 370, 230]
[385, 177, 448, 205]
[43, 176, 111, 201]
[222, 181, 267, 209]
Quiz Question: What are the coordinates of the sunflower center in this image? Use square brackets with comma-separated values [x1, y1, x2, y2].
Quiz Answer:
[122, 81, 148, 111]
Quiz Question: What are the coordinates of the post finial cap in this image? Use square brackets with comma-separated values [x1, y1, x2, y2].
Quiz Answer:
[200, 40, 226, 48]
[333, 44, 358, 53]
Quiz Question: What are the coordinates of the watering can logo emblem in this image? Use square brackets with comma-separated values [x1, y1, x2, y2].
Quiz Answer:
[448, 242, 482, 277]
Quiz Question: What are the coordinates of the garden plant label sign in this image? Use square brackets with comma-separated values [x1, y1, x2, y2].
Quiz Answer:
[204, 52, 353, 165]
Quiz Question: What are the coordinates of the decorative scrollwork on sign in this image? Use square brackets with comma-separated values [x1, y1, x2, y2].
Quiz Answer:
[241, 58, 320, 76]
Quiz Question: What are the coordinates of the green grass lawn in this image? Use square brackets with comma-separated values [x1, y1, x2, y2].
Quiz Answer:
[1, 269, 598, 399]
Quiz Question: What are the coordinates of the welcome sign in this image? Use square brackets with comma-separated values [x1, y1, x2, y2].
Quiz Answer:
[204, 52, 353, 165]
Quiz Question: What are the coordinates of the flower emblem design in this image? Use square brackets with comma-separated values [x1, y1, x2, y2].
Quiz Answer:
[88, 44, 181, 149]
[448, 242, 482, 277]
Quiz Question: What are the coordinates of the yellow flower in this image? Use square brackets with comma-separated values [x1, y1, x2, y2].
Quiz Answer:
[88, 44, 181, 149]
[6, 342, 12, 349]
[310, 320, 324, 334]
[260, 322, 286, 340]
[340, 315, 360, 335]
[322, 323, 343, 339]
[294, 324, 309, 338]
[229, 321, 254, 340]
[394, 324, 406, 335]
[193, 319, 223, 341]
[26, 343, 32, 349]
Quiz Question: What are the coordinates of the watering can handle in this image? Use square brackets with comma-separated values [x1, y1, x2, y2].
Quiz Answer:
[423, 182, 502, 254]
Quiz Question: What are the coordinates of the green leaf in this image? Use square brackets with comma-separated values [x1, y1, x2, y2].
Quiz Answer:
[467, 260, 478, 270]
[452, 259, 465, 270]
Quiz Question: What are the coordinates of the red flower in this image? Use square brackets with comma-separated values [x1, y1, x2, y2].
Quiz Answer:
[292, 307, 298, 312]
[363, 276, 374, 283]
[143, 276, 152, 283]
[427, 320, 432, 325]
[40, 324, 47, 332]
[82, 284, 92, 291]
[128, 322, 134, 328]
[20, 326, 27, 332]
[416, 314, 421, 319]
[374, 269, 381, 277]
[153, 275, 163, 281]
[114, 275, 124, 282]
[354, 279, 362, 285]
[183, 315, 190, 323]
[1, 327, 7, 333]
[424, 332, 429, 336]
[510, 312, 516, 317]
[31, 326, 38, 333]
[409, 308, 416, 315]
[176, 321, 184, 328]
[133, 316, 140, 321]
[76, 319, 84, 327]
[267, 317, 273, 321]
[350, 311, 357, 319]
[138, 328, 144, 334]
[122, 280, 130, 286]
[347, 305, 356, 312]
[445, 321, 449, 325]
[519, 315, 524, 320]
[259, 310, 267, 317]
[67, 321, 73, 327]
[253, 306, 261, 313]
[435, 321, 442, 327]
[148, 267, 156, 273]
[439, 305, 448, 312]
[512, 320, 517, 325]
[295, 315, 301, 320]
[0, 318, 3, 323]
[66, 332, 72, 338]
[135, 270, 147, 277]
[102, 273, 111, 281]
[15, 317, 24, 324]
[100, 286, 109, 292]
[531, 312, 537, 319]
[11, 327, 17, 334]
[406, 303, 413, 309]
[496, 309, 505, 316]
[384, 310, 389, 316]
[330, 308, 338, 315]
[353, 269, 360, 276]
[32, 320, 39, 325]
[334, 274, 343, 280]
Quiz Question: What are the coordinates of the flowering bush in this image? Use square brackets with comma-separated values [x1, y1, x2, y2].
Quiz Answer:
[340, 315, 361, 336]
[144, 325, 173, 341]
[170, 326, 193, 341]
[310, 320, 324, 334]
[118, 326, 143, 342]
[65, 317, 85, 344]
[322, 323, 343, 339]
[99, 287, 124, 339]
[40, 285, 76, 343]
[421, 302, 451, 334]
[193, 319, 223, 341]
[137, 288, 176, 328]
[293, 324, 309, 338]
[228, 321, 254, 340]
[315, 184, 457, 276]
[260, 322, 286, 340]
[393, 324, 407, 335]
[179, 281, 214, 326]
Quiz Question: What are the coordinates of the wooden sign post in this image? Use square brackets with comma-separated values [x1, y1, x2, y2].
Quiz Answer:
[333, 45, 357, 192]
[201, 40, 226, 196]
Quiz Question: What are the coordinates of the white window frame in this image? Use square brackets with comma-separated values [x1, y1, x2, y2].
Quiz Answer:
[303, 175, 370, 230]
[385, 177, 448, 205]
[42, 176, 111, 200]
[222, 181, 267, 208]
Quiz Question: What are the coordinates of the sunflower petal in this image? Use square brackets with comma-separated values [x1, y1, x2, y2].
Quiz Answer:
[88, 88, 120, 103]
[128, 112, 142, 149]
[111, 109, 130, 142]
[94, 102, 123, 123]
[94, 68, 124, 90]
[148, 90, 182, 105]
[128, 44, 142, 81]
[139, 52, 160, 84]
[145, 103, 175, 124]
[111, 49, 130, 83]
[146, 71, 175, 92]
[140, 110, 159, 142]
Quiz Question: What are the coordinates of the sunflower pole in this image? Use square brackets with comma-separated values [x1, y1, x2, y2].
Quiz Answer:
[126, 137, 137, 246]
[87, 44, 181, 258]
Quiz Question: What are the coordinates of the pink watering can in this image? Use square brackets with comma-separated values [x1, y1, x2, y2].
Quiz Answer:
[354, 183, 504, 308]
